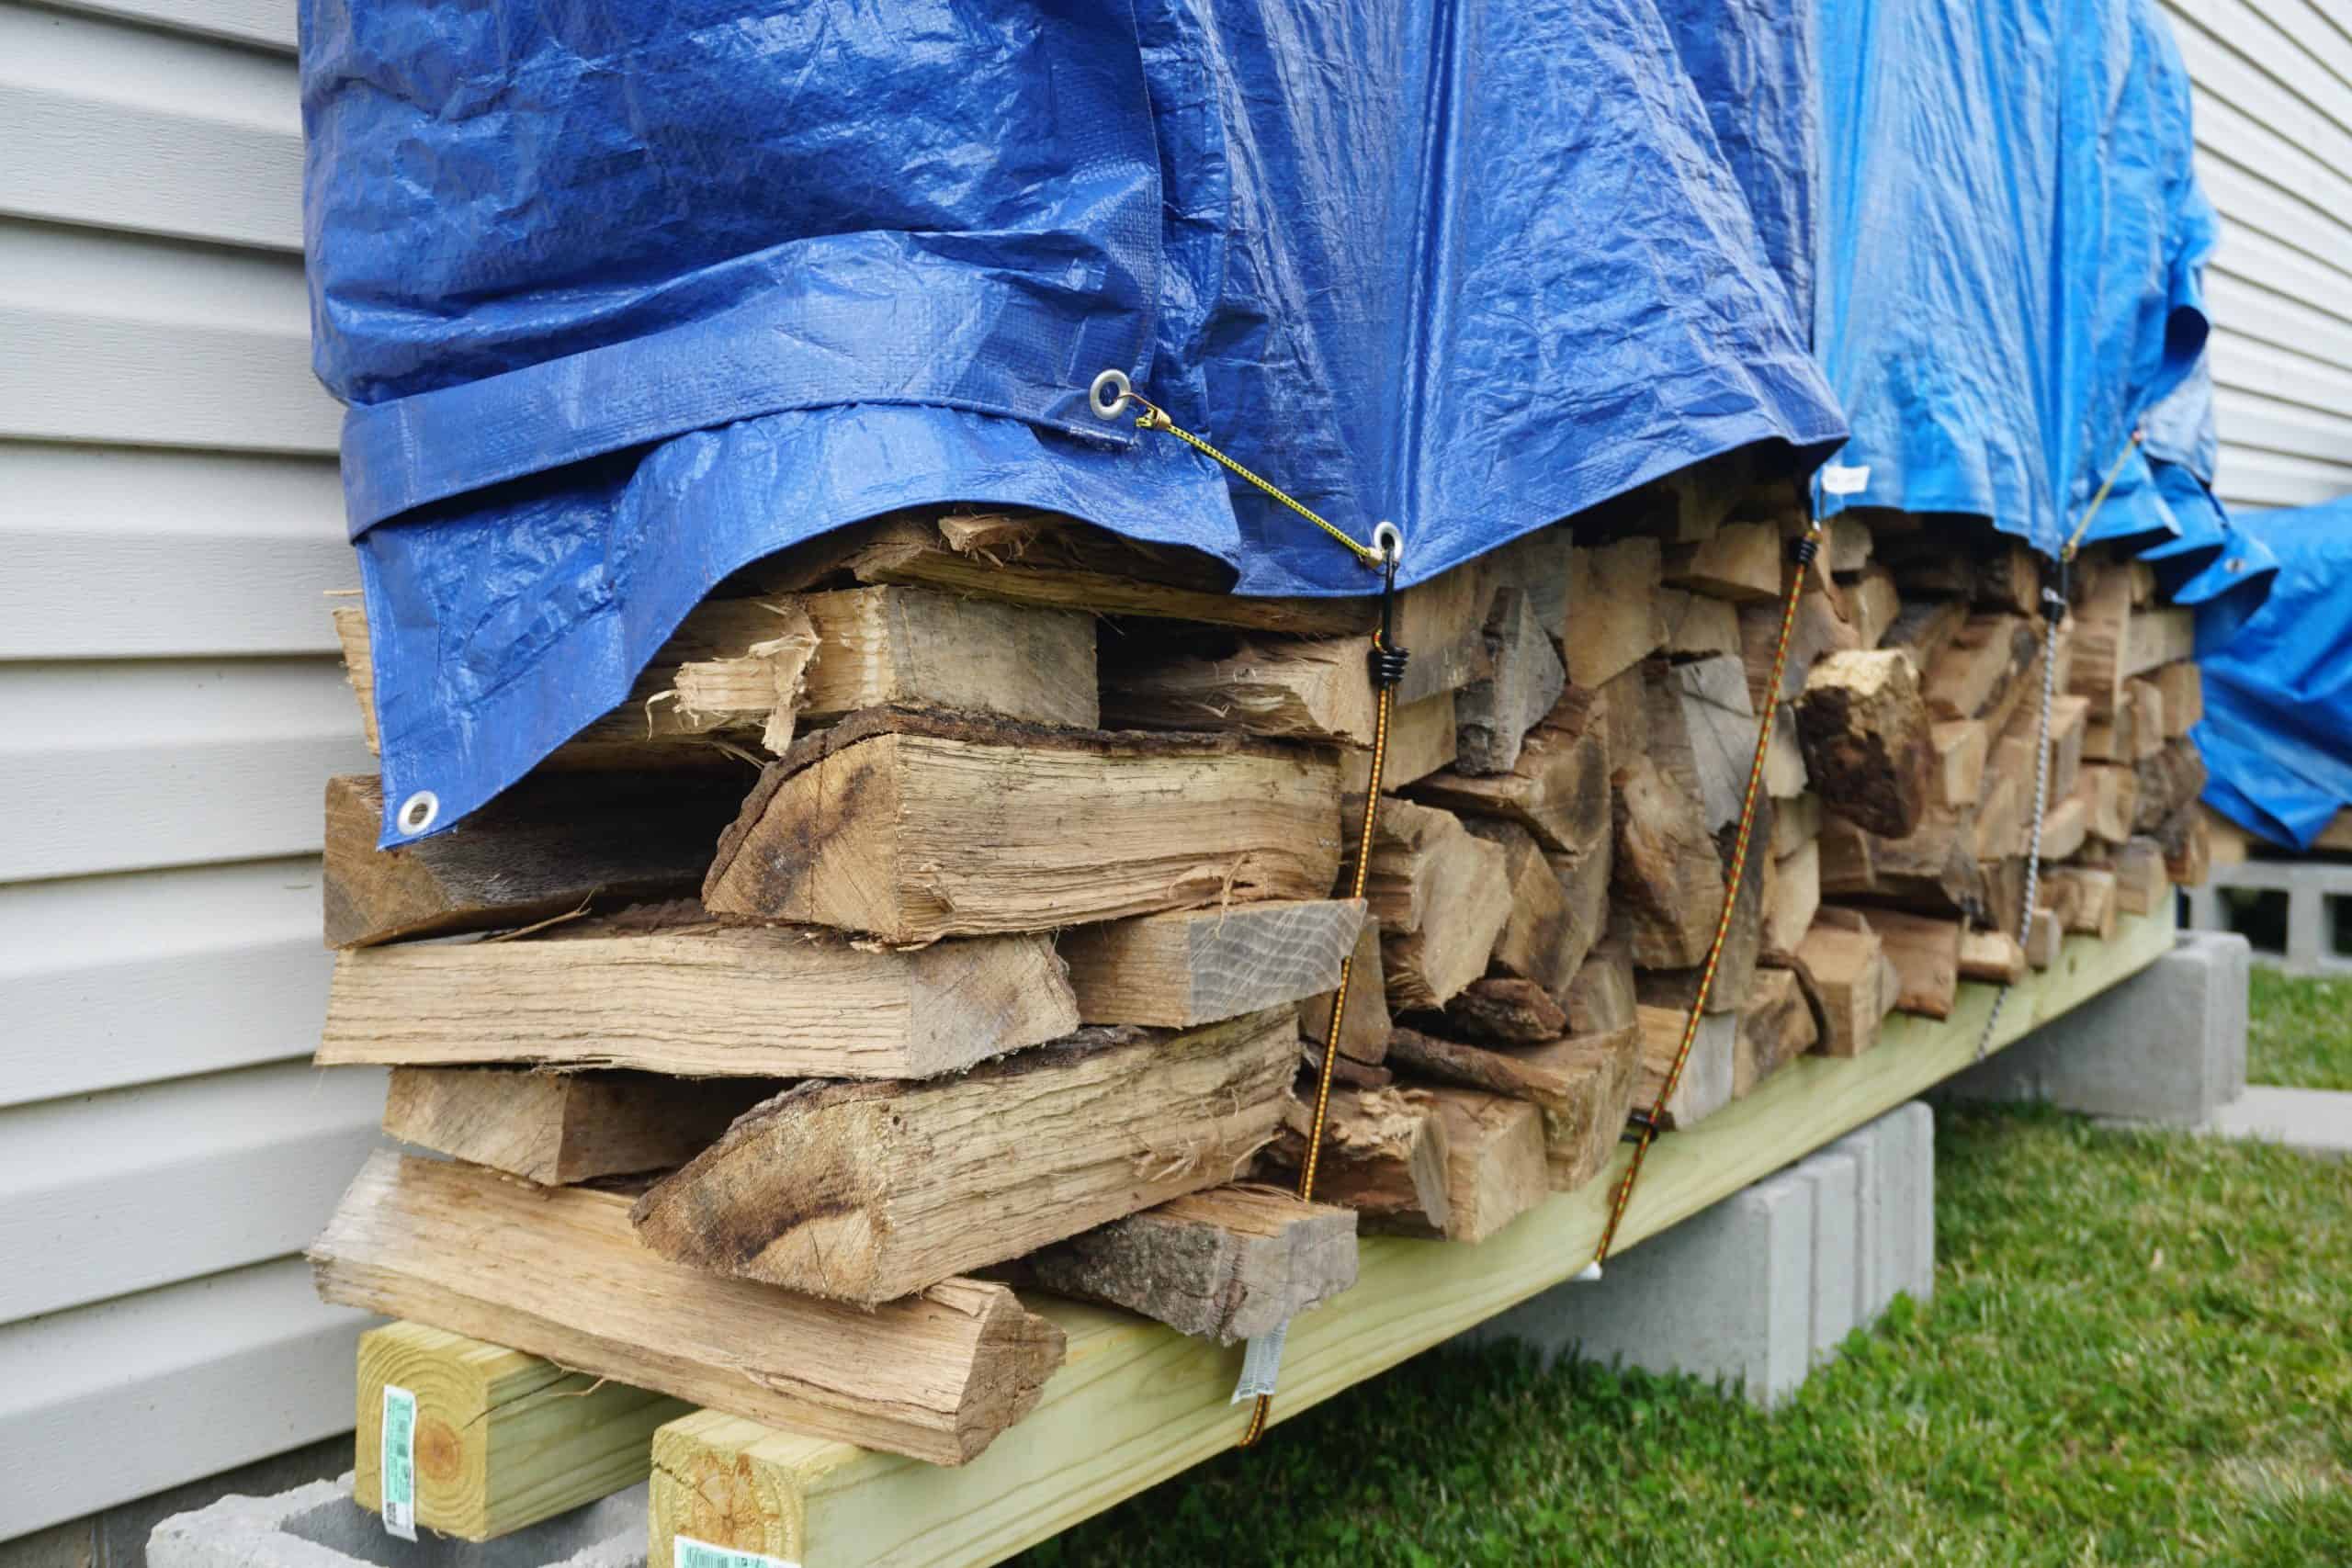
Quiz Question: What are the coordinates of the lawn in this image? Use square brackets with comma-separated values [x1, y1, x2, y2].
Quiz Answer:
[1019, 982, 2352, 1566]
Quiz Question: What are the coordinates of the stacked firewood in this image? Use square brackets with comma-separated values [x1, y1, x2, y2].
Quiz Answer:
[307, 459, 2209, 1471]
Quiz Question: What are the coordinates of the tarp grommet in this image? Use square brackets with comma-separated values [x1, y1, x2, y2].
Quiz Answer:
[396, 791, 439, 836]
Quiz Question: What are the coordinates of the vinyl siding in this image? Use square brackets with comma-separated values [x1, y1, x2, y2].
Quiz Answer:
[2165, 0, 2352, 508]
[0, 0, 376, 1542]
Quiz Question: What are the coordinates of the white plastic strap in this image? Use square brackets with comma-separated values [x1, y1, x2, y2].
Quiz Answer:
[1230, 1320, 1290, 1404]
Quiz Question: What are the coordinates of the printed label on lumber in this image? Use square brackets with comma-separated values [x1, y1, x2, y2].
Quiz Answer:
[380, 1384, 417, 1541]
[675, 1536, 799, 1568]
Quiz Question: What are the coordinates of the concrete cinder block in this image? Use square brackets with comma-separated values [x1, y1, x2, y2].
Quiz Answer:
[2184, 856, 2352, 978]
[148, 1479, 643, 1568]
[1466, 1172, 1815, 1406]
[1826, 1121, 1885, 1320]
[1945, 931, 2250, 1126]
[1804, 1150, 1859, 1361]
[1883, 1103, 1935, 1303]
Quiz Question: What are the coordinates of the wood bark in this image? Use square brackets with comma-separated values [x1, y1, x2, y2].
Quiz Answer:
[1435, 976, 1569, 1045]
[630, 1010, 1299, 1306]
[311, 1152, 1063, 1466]
[703, 708, 1341, 942]
[1059, 898, 1365, 1028]
[1795, 649, 1933, 839]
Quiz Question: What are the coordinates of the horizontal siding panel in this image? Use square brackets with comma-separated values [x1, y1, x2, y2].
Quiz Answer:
[2237, 0, 2352, 91]
[42, 0, 294, 52]
[2171, 0, 2352, 141]
[0, 3, 301, 251]
[2193, 152, 2352, 284]
[0, 660, 370, 882]
[2174, 7, 2352, 186]
[2212, 384, 2352, 460]
[0, 1063, 383, 1323]
[2207, 326, 2352, 422]
[2188, 85, 2352, 243]
[2208, 234, 2352, 344]
[0, 859, 332, 1108]
[0, 445, 349, 659]
[0, 1258, 370, 1539]
[0, 220, 339, 453]
[2213, 444, 2352, 509]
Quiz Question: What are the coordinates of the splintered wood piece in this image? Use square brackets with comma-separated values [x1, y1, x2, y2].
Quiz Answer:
[1739, 579, 1859, 710]
[1796, 649, 1934, 839]
[1665, 521, 1783, 604]
[1355, 798, 1513, 1010]
[2043, 867, 2119, 940]
[2126, 608, 2196, 678]
[1930, 720, 1988, 808]
[1456, 587, 1568, 775]
[631, 1010, 1298, 1306]
[1407, 1089, 1550, 1244]
[2023, 907, 2064, 968]
[1926, 615, 2037, 722]
[1102, 635, 1379, 746]
[1633, 1005, 1737, 1130]
[2112, 837, 2167, 915]
[1532, 1023, 1643, 1191]
[1638, 797, 1770, 1015]
[1958, 928, 2027, 986]
[1437, 976, 1569, 1045]
[2077, 763, 2141, 845]
[1781, 914, 1891, 1056]
[1564, 536, 1665, 687]
[703, 710, 1340, 942]
[323, 773, 744, 950]
[1734, 967, 1816, 1097]
[1657, 587, 1742, 660]
[2134, 739, 2208, 834]
[1021, 1184, 1358, 1345]
[1564, 942, 1637, 1036]
[1609, 752, 1726, 968]
[1841, 564, 1902, 649]
[1301, 918, 1394, 1065]
[2040, 790, 2090, 862]
[354, 1322, 689, 1540]
[1405, 689, 1612, 854]
[1849, 908, 1962, 1019]
[1385, 1020, 1634, 1120]
[1545, 831, 1613, 985]
[825, 513, 1367, 636]
[380, 1067, 775, 1185]
[1059, 899, 1366, 1028]
[1299, 1043, 1395, 1091]
[311, 1153, 1063, 1467]
[1464, 820, 1587, 997]
[322, 922, 1077, 1079]
[1762, 839, 1821, 959]
[1261, 1085, 1450, 1234]
[2067, 570, 2133, 719]
[1341, 691, 1457, 801]
[2153, 661, 2201, 737]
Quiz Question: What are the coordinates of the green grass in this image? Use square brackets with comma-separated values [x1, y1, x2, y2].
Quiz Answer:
[2246, 969, 2352, 1090]
[1014, 1107, 2352, 1567]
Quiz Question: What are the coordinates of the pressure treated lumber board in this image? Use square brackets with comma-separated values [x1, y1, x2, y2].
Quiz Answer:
[313, 1153, 1063, 1467]
[703, 708, 1342, 942]
[354, 1322, 688, 1540]
[643, 902, 2176, 1568]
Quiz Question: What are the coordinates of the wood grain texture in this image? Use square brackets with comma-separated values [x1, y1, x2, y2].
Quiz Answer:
[1633, 1004, 1736, 1130]
[1300, 917, 1394, 1065]
[1058, 899, 1365, 1028]
[1385, 1022, 1641, 1193]
[1454, 587, 1566, 775]
[311, 1153, 1065, 1466]
[1563, 536, 1663, 687]
[1608, 752, 1726, 968]
[1021, 1184, 1358, 1345]
[1464, 820, 1587, 997]
[322, 773, 745, 948]
[380, 1067, 775, 1185]
[1733, 967, 1816, 1097]
[1849, 908, 1962, 1019]
[630, 1010, 1300, 1305]
[1353, 797, 1512, 1010]
[354, 1322, 689, 1540]
[320, 921, 1078, 1079]
[703, 709, 1341, 942]
[1407, 690, 1611, 854]
[1340, 690, 1457, 800]
[1102, 635, 1378, 745]
[1261, 1086, 1450, 1234]
[635, 911, 2177, 1568]
[1377, 1089, 1548, 1244]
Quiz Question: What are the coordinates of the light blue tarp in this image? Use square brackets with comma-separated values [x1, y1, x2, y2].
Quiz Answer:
[2197, 496, 2352, 851]
[303, 0, 1846, 842]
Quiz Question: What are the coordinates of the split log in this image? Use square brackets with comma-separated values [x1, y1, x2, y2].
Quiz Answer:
[1545, 831, 1614, 988]
[1926, 615, 2037, 722]
[1930, 719, 1987, 808]
[2161, 808, 2211, 886]
[1341, 691, 1457, 801]
[1564, 536, 1664, 687]
[1436, 976, 1568, 1045]
[1849, 908, 1962, 1019]
[2133, 739, 2209, 833]
[1384, 1023, 1641, 1192]
[1657, 656, 1760, 831]
[630, 1010, 1298, 1305]
[1883, 596, 1969, 674]
[1957, 929, 2026, 986]
[1465, 821, 1586, 996]
[1762, 839, 1821, 959]
[1657, 587, 1742, 660]
[1455, 588, 1567, 774]
[2085, 679, 2162, 762]
[1633, 1004, 1737, 1130]
[703, 708, 1340, 942]
[1408, 1089, 1553, 1243]
[1795, 649, 1934, 838]
[1826, 514, 1875, 573]
[380, 1067, 774, 1185]
[1565, 942, 1637, 1036]
[320, 919, 1079, 1079]
[2153, 661, 2201, 737]
[1355, 798, 1514, 1010]
[2201, 806, 2254, 867]
[1301, 918, 1394, 1065]
[2043, 867, 2119, 940]
[1665, 521, 1781, 603]
[1739, 578, 1859, 709]
[1299, 1043, 1395, 1091]
[2039, 789, 2089, 862]
[1780, 911, 1894, 1056]
[1842, 564, 1902, 649]
[1102, 634, 1380, 745]
[1609, 752, 1727, 968]
[1405, 693, 1611, 855]
[1261, 1085, 1450, 1234]
[2078, 763, 2141, 845]
[1734, 966, 1817, 1097]
[2112, 837, 2167, 915]
[1993, 693, 2087, 807]
[323, 773, 745, 950]
[1773, 791, 1824, 857]
[1058, 898, 1365, 1028]
[1020, 1185, 1357, 1345]
[1390, 556, 1501, 705]
[311, 1152, 1062, 1467]
[2023, 908, 2064, 968]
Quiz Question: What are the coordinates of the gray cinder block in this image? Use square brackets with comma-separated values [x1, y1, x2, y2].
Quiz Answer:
[1946, 931, 2250, 1126]
[1804, 1150, 1860, 1361]
[148, 1478, 643, 1568]
[1826, 1120, 1885, 1320]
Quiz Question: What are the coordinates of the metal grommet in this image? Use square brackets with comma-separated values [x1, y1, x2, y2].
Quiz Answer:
[1089, 368, 1134, 422]
[1372, 520, 1405, 566]
[396, 790, 439, 836]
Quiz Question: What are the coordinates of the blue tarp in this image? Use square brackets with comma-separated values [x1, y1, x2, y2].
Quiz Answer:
[2197, 496, 2352, 851]
[303, 0, 1847, 842]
